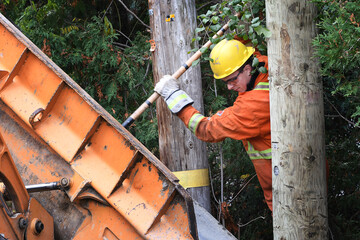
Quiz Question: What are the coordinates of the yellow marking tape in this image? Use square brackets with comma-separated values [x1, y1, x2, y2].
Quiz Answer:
[173, 168, 209, 189]
[166, 14, 175, 22]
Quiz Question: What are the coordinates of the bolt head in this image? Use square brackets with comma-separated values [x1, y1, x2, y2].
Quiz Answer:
[60, 178, 70, 188]
[18, 218, 28, 229]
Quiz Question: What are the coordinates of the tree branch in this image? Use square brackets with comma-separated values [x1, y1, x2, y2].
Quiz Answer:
[238, 216, 265, 227]
[102, 0, 114, 20]
[208, 162, 220, 205]
[113, 42, 131, 49]
[196, 1, 220, 11]
[116, 0, 151, 30]
[325, 95, 359, 128]
[116, 30, 133, 44]
[228, 173, 257, 204]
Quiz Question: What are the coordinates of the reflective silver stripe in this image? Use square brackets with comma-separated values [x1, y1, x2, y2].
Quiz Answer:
[247, 141, 272, 160]
[165, 90, 194, 113]
[188, 113, 205, 134]
[254, 82, 269, 90]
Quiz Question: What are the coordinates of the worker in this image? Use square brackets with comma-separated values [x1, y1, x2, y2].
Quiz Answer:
[154, 38, 272, 211]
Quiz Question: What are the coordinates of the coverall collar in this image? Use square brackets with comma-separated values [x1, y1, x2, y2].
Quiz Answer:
[246, 62, 265, 91]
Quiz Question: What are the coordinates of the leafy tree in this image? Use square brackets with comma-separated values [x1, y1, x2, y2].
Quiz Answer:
[312, 1, 360, 239]
[313, 0, 360, 126]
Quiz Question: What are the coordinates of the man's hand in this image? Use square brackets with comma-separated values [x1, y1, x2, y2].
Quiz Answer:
[154, 75, 179, 99]
[154, 75, 194, 114]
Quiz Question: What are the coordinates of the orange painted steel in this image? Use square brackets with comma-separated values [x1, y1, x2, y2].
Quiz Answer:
[0, 130, 54, 239]
[0, 13, 197, 239]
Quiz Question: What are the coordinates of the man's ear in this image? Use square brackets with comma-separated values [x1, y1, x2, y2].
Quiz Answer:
[244, 64, 252, 75]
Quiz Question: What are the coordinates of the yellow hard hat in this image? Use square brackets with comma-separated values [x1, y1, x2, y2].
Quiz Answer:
[210, 39, 255, 79]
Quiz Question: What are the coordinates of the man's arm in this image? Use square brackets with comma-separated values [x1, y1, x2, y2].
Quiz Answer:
[155, 76, 261, 142]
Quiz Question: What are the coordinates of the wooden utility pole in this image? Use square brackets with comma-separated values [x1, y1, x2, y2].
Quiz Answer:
[148, 0, 210, 211]
[266, 0, 328, 238]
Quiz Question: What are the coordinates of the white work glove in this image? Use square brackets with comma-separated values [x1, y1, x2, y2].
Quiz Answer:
[154, 75, 194, 114]
[154, 75, 180, 99]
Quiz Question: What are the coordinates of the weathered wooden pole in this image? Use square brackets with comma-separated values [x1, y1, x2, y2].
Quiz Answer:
[266, 0, 328, 238]
[148, 0, 211, 211]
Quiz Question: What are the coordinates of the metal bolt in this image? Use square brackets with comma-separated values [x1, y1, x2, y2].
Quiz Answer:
[35, 220, 44, 234]
[60, 178, 70, 188]
[18, 218, 28, 229]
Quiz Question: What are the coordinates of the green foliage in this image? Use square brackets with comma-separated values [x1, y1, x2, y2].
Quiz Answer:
[325, 112, 360, 239]
[322, 79, 360, 239]
[312, 1, 360, 239]
[312, 0, 360, 125]
[193, 0, 268, 63]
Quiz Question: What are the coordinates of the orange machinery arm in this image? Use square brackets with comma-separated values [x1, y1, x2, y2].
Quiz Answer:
[0, 131, 54, 240]
[0, 13, 198, 240]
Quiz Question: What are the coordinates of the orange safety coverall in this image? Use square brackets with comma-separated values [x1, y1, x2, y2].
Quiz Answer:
[177, 51, 273, 211]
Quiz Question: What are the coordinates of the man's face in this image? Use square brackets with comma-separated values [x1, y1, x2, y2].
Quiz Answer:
[221, 65, 252, 92]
